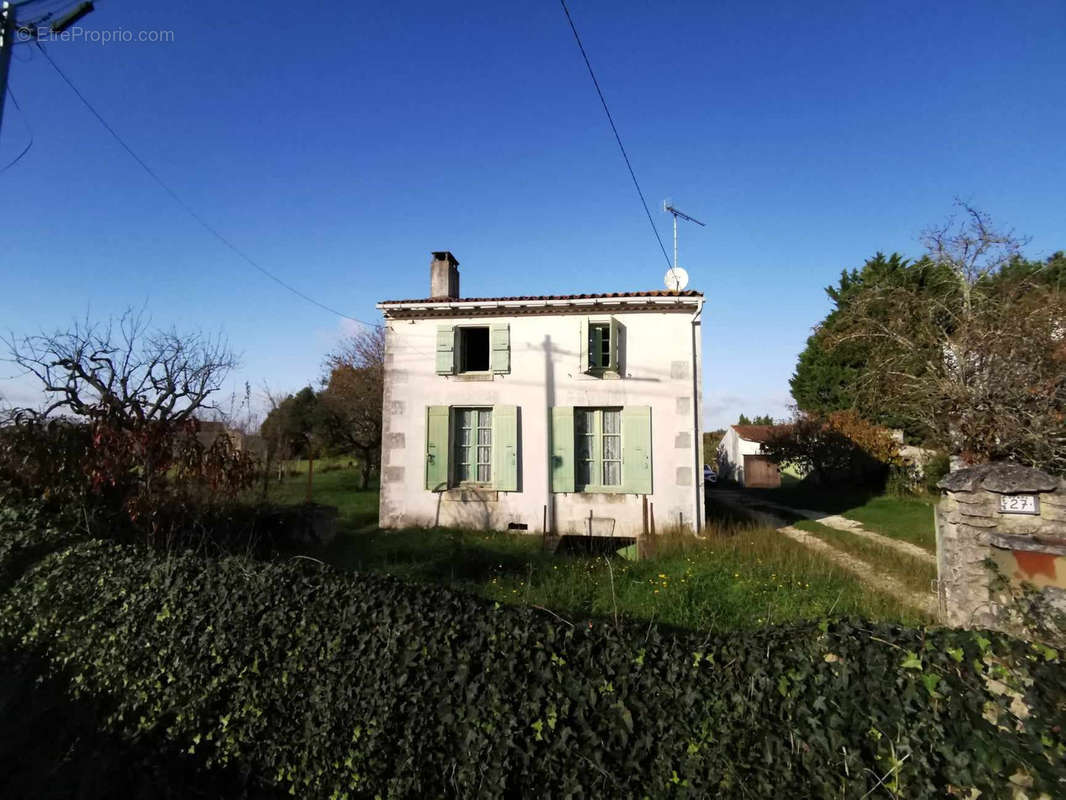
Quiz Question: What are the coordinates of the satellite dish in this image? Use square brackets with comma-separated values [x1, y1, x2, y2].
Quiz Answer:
[664, 266, 689, 292]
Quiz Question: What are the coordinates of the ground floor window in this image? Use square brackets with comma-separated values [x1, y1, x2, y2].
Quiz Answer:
[454, 407, 492, 483]
[576, 407, 621, 489]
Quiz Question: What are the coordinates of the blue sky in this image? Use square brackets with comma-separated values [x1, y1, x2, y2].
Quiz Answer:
[2, 0, 1064, 429]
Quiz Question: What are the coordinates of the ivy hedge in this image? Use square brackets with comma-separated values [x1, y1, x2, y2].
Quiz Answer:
[0, 504, 1063, 798]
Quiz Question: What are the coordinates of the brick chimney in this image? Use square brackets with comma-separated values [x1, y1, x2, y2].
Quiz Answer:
[429, 251, 460, 299]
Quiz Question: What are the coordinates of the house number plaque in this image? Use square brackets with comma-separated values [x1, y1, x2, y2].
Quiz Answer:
[998, 494, 1039, 515]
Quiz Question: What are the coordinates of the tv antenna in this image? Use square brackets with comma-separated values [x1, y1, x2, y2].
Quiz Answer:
[663, 200, 705, 274]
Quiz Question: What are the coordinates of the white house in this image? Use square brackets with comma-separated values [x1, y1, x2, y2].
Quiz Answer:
[716, 424, 782, 488]
[376, 252, 705, 537]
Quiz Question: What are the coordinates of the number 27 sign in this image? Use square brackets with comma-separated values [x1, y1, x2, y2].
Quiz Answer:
[998, 494, 1040, 515]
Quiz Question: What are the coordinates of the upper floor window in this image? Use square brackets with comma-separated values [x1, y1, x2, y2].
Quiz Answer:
[436, 324, 510, 375]
[458, 327, 490, 373]
[581, 317, 621, 376]
[588, 323, 611, 370]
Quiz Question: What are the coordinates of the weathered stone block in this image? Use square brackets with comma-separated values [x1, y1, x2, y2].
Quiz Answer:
[1041, 492, 1066, 509]
[676, 467, 692, 486]
[958, 513, 997, 529]
[1041, 503, 1066, 523]
[998, 515, 1044, 536]
[385, 432, 406, 449]
[676, 396, 691, 414]
[958, 500, 995, 518]
[382, 466, 405, 484]
[674, 432, 691, 449]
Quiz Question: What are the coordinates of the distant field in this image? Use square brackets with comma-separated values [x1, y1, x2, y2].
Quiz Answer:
[267, 463, 931, 632]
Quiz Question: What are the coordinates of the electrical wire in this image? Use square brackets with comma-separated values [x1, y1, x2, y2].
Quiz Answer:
[32, 41, 382, 328]
[558, 0, 672, 269]
[0, 85, 34, 173]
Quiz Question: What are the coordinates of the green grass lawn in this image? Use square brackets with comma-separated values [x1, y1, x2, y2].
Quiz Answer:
[259, 459, 378, 531]
[839, 495, 936, 551]
[266, 463, 931, 632]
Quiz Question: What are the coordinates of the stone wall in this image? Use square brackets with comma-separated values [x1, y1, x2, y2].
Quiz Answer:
[936, 463, 1066, 631]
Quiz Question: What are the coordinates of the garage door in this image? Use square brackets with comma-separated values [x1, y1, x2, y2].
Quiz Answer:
[743, 455, 780, 488]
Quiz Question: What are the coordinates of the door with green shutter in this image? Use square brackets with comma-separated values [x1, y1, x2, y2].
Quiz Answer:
[492, 404, 518, 490]
[620, 406, 652, 494]
[550, 407, 575, 492]
[425, 406, 450, 490]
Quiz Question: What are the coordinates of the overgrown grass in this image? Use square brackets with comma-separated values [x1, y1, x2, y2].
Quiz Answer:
[254, 460, 942, 630]
[257, 464, 930, 630]
[321, 524, 930, 631]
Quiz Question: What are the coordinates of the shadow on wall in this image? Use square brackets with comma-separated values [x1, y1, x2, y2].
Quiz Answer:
[716, 447, 740, 484]
[440, 494, 512, 531]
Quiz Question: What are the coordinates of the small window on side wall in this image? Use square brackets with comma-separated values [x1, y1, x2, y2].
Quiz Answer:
[580, 317, 621, 375]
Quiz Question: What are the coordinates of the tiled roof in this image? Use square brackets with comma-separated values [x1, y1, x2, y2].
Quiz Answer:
[731, 424, 789, 443]
[379, 290, 702, 305]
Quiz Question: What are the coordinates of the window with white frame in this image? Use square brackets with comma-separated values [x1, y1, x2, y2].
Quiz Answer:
[575, 407, 622, 489]
[453, 407, 492, 483]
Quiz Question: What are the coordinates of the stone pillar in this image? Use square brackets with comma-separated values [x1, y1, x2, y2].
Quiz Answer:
[936, 463, 1065, 632]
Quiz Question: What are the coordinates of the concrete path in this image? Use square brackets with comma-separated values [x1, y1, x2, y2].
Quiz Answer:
[709, 490, 938, 616]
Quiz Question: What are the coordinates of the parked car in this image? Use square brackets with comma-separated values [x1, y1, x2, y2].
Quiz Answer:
[703, 464, 717, 485]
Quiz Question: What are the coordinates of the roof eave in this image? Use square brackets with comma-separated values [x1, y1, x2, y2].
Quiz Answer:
[376, 294, 703, 315]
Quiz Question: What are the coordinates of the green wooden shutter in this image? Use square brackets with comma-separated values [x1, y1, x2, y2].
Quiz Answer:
[608, 316, 621, 372]
[490, 323, 510, 374]
[621, 406, 652, 494]
[435, 325, 455, 374]
[492, 404, 518, 491]
[579, 318, 590, 373]
[425, 406, 450, 490]
[550, 406, 575, 493]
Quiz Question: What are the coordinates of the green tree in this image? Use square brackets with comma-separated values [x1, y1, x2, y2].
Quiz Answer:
[316, 327, 385, 489]
[825, 206, 1065, 470]
[736, 414, 774, 425]
[790, 252, 954, 440]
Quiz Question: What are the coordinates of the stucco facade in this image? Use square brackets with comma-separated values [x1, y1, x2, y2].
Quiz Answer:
[376, 258, 704, 537]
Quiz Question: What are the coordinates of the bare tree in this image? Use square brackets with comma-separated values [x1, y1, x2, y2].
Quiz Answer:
[4, 308, 238, 426]
[317, 326, 385, 488]
[830, 202, 1066, 471]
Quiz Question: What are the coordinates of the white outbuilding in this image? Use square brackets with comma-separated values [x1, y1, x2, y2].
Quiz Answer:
[716, 425, 783, 488]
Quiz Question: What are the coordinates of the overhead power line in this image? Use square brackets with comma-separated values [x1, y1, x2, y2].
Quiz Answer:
[0, 85, 33, 173]
[32, 41, 381, 328]
[558, 0, 672, 269]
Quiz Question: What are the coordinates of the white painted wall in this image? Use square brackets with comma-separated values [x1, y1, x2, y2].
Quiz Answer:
[716, 427, 764, 486]
[379, 304, 703, 536]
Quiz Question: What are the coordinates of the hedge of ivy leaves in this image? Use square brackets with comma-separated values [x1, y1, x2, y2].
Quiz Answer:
[0, 510, 1063, 799]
